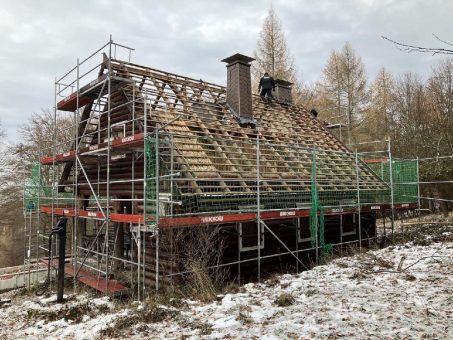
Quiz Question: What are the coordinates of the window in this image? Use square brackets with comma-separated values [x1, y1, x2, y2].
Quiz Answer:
[103, 121, 126, 143]
[239, 221, 264, 252]
[298, 218, 312, 243]
[111, 122, 126, 139]
[341, 214, 357, 236]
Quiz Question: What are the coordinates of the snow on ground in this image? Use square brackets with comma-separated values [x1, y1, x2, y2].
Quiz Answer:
[1, 239, 452, 339]
[0, 291, 121, 339]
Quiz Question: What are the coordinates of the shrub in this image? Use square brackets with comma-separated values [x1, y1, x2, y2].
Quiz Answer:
[274, 292, 295, 307]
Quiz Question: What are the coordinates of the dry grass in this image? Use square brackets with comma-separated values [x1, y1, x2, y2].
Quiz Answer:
[100, 298, 179, 338]
[274, 292, 295, 307]
[162, 225, 227, 303]
[391, 224, 453, 246]
[26, 297, 110, 324]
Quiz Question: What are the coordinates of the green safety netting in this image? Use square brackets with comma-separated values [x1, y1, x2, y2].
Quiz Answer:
[145, 135, 159, 221]
[23, 162, 75, 211]
[368, 159, 418, 203]
[24, 163, 41, 211]
[309, 150, 332, 253]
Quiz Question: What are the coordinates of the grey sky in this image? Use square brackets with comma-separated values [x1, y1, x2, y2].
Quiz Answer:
[0, 0, 452, 141]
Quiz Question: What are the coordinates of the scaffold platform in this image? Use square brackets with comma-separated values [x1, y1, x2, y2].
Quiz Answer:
[47, 259, 128, 295]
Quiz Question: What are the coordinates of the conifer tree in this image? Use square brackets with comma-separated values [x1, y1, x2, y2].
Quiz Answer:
[253, 7, 297, 84]
[319, 42, 368, 143]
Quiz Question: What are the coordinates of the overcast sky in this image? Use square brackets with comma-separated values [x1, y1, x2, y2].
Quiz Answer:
[0, 0, 452, 141]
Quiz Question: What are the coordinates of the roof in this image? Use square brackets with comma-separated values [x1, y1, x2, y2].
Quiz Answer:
[57, 58, 389, 215]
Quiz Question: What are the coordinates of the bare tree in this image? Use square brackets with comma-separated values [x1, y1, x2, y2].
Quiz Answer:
[0, 110, 72, 268]
[361, 67, 395, 142]
[0, 122, 21, 212]
[319, 51, 345, 120]
[0, 122, 12, 205]
[381, 35, 453, 152]
[0, 122, 24, 267]
[15, 109, 72, 169]
[426, 58, 453, 154]
[391, 73, 431, 158]
[12, 109, 73, 193]
[342, 43, 368, 139]
[253, 6, 297, 85]
[297, 81, 318, 110]
[319, 42, 368, 144]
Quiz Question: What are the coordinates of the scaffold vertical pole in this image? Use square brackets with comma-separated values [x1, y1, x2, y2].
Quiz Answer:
[388, 139, 395, 239]
[36, 160, 41, 285]
[155, 128, 160, 292]
[131, 147, 135, 296]
[105, 36, 112, 293]
[132, 81, 135, 133]
[140, 95, 148, 300]
[50, 77, 58, 291]
[416, 156, 421, 221]
[170, 134, 174, 217]
[74, 57, 80, 291]
[137, 233, 141, 300]
[313, 148, 319, 265]
[339, 212, 343, 256]
[355, 151, 362, 250]
[22, 168, 27, 288]
[295, 219, 299, 273]
[237, 224, 241, 285]
[256, 133, 261, 282]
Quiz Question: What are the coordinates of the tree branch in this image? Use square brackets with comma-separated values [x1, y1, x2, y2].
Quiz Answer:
[432, 33, 453, 48]
[382, 36, 453, 55]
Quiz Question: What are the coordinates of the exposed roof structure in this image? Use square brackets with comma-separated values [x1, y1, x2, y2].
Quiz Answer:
[53, 57, 389, 215]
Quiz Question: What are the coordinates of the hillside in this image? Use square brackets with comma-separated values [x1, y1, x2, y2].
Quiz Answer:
[1, 226, 452, 339]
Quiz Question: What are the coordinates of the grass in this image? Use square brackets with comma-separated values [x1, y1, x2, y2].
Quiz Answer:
[26, 298, 110, 323]
[274, 292, 295, 307]
[100, 298, 179, 338]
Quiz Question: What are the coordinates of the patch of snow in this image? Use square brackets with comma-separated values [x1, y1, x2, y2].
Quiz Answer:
[1, 241, 452, 339]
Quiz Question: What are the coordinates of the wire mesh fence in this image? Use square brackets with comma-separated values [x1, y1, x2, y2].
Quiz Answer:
[417, 156, 453, 212]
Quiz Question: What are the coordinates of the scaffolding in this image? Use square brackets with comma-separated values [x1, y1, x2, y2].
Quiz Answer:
[23, 39, 425, 298]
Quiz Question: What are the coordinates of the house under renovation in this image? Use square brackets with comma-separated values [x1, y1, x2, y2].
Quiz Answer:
[23, 40, 418, 298]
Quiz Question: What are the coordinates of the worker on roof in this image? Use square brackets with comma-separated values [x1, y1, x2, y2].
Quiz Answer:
[258, 72, 275, 101]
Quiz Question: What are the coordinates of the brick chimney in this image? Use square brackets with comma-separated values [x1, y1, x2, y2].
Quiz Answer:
[221, 53, 255, 124]
[272, 79, 293, 105]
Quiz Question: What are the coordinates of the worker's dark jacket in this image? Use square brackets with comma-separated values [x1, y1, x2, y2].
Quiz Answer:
[259, 76, 275, 90]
